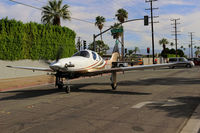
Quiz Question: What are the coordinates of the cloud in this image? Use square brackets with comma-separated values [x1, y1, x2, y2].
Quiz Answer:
[158, 0, 194, 7]
[0, 0, 199, 52]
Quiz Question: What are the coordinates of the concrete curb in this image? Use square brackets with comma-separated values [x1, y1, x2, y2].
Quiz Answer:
[180, 104, 200, 133]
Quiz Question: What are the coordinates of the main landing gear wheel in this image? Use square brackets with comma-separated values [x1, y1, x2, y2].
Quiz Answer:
[111, 83, 117, 90]
[65, 86, 71, 93]
[58, 83, 64, 89]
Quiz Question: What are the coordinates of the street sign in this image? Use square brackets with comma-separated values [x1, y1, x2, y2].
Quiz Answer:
[111, 27, 123, 34]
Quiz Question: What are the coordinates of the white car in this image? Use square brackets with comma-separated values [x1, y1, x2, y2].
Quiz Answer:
[169, 57, 195, 68]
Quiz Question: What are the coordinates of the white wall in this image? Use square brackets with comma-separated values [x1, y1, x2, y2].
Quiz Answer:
[0, 60, 49, 79]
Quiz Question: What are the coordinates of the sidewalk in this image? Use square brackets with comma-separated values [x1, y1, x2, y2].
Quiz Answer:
[0, 75, 55, 92]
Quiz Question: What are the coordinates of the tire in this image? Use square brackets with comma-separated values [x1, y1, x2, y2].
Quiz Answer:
[169, 66, 175, 69]
[65, 86, 71, 93]
[186, 64, 191, 68]
[111, 83, 117, 90]
[58, 83, 63, 89]
[119, 64, 124, 67]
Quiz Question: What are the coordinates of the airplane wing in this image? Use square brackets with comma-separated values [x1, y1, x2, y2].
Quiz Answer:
[85, 63, 174, 76]
[6, 66, 53, 72]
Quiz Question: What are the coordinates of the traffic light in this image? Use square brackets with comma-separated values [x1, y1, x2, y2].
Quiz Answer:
[144, 15, 149, 26]
[147, 47, 150, 53]
[125, 48, 127, 54]
[83, 40, 86, 49]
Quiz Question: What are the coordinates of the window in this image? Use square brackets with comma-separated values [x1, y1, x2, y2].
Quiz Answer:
[169, 58, 177, 62]
[92, 52, 97, 60]
[73, 51, 90, 58]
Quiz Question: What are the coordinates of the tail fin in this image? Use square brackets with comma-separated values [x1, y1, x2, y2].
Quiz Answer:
[109, 43, 119, 62]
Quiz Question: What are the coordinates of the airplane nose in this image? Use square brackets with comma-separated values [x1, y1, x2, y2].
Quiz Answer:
[50, 62, 62, 70]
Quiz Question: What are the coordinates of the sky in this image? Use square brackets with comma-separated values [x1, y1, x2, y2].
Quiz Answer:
[0, 0, 200, 55]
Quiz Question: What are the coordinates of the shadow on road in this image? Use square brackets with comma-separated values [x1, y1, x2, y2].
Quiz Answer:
[1, 76, 200, 100]
[118, 77, 200, 86]
[0, 88, 63, 101]
[147, 96, 200, 118]
[0, 82, 152, 100]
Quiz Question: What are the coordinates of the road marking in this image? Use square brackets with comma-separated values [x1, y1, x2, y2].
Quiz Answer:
[131, 99, 185, 109]
[131, 101, 157, 109]
[162, 99, 185, 107]
[180, 104, 200, 133]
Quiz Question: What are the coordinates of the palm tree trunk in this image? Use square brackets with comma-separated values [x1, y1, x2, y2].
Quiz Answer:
[100, 29, 103, 42]
[99, 29, 103, 53]
[121, 31, 124, 61]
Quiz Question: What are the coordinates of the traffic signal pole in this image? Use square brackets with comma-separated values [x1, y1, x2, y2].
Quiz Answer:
[93, 18, 146, 53]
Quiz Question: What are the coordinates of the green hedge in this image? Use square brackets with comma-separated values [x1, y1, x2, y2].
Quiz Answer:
[0, 18, 76, 60]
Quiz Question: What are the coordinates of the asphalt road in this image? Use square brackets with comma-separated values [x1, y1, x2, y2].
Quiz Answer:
[0, 67, 200, 133]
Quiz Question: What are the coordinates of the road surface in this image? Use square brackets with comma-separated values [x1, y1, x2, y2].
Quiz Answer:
[0, 67, 200, 133]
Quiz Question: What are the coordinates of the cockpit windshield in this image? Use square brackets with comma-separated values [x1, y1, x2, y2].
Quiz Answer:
[72, 51, 90, 58]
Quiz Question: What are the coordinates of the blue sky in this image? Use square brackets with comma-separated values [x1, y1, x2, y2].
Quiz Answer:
[0, 0, 200, 55]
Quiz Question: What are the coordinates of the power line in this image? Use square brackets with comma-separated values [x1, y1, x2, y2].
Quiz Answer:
[9, 0, 96, 25]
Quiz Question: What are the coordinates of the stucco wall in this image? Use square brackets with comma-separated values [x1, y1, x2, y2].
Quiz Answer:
[0, 60, 50, 79]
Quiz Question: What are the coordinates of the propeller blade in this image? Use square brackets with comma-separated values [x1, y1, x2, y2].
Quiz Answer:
[56, 46, 64, 62]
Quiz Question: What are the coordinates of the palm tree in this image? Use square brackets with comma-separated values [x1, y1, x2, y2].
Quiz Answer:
[170, 42, 174, 49]
[133, 47, 140, 54]
[115, 8, 128, 60]
[159, 38, 169, 50]
[195, 50, 200, 57]
[41, 0, 71, 25]
[95, 16, 105, 42]
[180, 45, 184, 50]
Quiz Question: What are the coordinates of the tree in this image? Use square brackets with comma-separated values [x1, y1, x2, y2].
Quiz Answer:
[41, 0, 71, 25]
[195, 46, 200, 57]
[133, 47, 140, 54]
[115, 8, 128, 60]
[170, 42, 174, 48]
[128, 50, 133, 55]
[180, 45, 184, 49]
[159, 38, 169, 50]
[88, 40, 109, 56]
[95, 16, 105, 42]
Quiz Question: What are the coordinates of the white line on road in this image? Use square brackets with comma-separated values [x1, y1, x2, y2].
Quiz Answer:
[131, 101, 157, 109]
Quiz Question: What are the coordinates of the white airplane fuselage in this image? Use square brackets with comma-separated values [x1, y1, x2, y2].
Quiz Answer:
[49, 50, 112, 73]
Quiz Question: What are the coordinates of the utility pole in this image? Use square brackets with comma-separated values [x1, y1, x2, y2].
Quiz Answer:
[145, 0, 159, 64]
[189, 32, 194, 58]
[171, 18, 180, 57]
[76, 37, 81, 51]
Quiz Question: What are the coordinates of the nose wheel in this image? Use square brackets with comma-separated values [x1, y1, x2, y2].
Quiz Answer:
[110, 72, 117, 90]
[65, 85, 71, 93]
[56, 76, 64, 89]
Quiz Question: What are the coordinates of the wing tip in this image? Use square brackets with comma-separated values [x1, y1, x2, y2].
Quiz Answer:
[6, 65, 12, 68]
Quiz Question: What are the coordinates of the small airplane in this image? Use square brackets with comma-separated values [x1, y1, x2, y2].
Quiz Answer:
[7, 44, 174, 93]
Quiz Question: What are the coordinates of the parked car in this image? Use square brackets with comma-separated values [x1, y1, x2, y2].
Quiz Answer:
[169, 57, 195, 68]
[188, 58, 200, 65]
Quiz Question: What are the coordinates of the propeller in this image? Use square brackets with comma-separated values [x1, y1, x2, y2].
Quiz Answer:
[56, 46, 64, 62]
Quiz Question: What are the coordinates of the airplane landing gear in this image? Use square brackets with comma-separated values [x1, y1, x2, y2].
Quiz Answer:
[65, 85, 71, 93]
[56, 76, 64, 89]
[110, 72, 117, 90]
[65, 79, 71, 93]
[111, 83, 117, 90]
